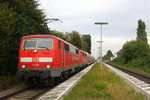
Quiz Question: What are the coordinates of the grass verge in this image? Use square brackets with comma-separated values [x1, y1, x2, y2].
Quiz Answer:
[0, 75, 22, 92]
[110, 56, 150, 73]
[64, 63, 147, 100]
[109, 61, 150, 73]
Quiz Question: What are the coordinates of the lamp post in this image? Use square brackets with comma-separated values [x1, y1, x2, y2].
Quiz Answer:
[95, 22, 108, 70]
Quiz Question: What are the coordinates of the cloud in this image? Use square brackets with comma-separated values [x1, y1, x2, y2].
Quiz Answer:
[39, 0, 127, 18]
[38, 0, 150, 58]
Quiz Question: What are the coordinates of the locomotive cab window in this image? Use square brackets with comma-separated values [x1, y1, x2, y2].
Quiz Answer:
[23, 38, 37, 49]
[23, 37, 53, 49]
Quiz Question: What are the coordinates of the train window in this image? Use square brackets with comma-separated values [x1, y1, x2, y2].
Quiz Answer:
[73, 48, 76, 54]
[64, 43, 69, 52]
[82, 52, 87, 57]
[76, 49, 79, 54]
[58, 40, 61, 49]
[70, 46, 74, 53]
[85, 53, 87, 57]
[73, 47, 76, 54]
[82, 52, 84, 57]
[23, 38, 53, 49]
[70, 46, 77, 54]
[23, 38, 37, 49]
[38, 38, 53, 49]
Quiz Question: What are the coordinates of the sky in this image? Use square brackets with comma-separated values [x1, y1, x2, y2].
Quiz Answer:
[38, 0, 150, 58]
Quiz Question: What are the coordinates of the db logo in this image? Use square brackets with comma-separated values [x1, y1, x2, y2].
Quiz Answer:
[32, 57, 39, 62]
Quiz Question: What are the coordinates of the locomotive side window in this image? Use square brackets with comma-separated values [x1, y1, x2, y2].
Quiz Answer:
[64, 43, 78, 54]
[64, 43, 69, 52]
[76, 49, 79, 54]
[85, 53, 87, 57]
[82, 52, 87, 57]
[70, 46, 75, 54]
[58, 40, 61, 49]
[23, 38, 53, 49]
[82, 52, 84, 56]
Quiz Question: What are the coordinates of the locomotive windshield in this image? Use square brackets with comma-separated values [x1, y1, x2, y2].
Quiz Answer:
[23, 38, 53, 49]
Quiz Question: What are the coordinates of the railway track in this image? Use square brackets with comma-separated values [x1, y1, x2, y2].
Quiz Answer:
[104, 63, 150, 100]
[1, 86, 52, 100]
[0, 63, 95, 100]
[106, 63, 150, 84]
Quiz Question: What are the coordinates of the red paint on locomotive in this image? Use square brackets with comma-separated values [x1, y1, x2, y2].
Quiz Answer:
[17, 34, 94, 85]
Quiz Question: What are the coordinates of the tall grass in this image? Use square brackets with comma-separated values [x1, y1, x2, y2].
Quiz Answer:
[64, 63, 147, 100]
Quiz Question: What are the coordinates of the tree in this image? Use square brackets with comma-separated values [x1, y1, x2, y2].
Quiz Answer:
[64, 32, 72, 42]
[136, 19, 148, 44]
[0, 2, 17, 75]
[81, 34, 91, 54]
[3, 0, 48, 35]
[112, 19, 150, 70]
[81, 39, 88, 51]
[70, 31, 82, 49]
[103, 50, 113, 61]
[107, 50, 113, 57]
[61, 31, 92, 53]
[49, 30, 64, 38]
[0, 0, 48, 75]
[122, 40, 149, 64]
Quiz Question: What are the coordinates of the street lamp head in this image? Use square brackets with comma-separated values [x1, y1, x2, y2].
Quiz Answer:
[95, 22, 108, 25]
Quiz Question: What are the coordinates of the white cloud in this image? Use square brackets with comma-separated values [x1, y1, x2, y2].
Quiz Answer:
[39, 0, 127, 17]
[38, 0, 150, 58]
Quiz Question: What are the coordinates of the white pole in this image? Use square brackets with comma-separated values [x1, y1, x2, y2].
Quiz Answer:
[100, 24, 102, 71]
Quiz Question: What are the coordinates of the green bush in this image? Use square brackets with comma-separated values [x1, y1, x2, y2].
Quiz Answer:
[112, 56, 125, 64]
[122, 40, 149, 64]
[127, 58, 146, 67]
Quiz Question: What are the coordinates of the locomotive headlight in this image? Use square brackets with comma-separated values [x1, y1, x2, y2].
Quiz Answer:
[47, 65, 51, 68]
[34, 49, 38, 53]
[22, 65, 26, 68]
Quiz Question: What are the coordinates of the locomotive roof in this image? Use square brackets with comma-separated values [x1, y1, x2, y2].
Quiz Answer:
[22, 34, 57, 38]
[21, 34, 90, 57]
[22, 34, 79, 49]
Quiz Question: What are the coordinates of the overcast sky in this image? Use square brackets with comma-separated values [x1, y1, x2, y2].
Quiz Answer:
[38, 0, 150, 58]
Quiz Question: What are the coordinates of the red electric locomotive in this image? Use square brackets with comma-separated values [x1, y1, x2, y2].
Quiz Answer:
[17, 34, 91, 85]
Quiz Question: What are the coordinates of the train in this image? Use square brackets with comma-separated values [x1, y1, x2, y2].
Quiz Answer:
[16, 35, 95, 86]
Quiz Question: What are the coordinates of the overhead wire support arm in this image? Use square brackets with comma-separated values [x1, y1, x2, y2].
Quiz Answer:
[46, 18, 63, 23]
